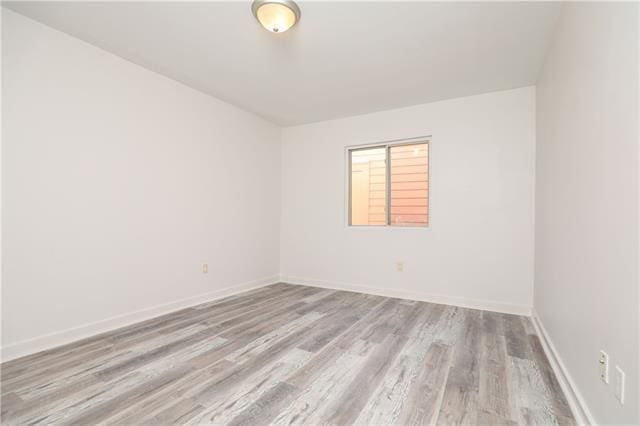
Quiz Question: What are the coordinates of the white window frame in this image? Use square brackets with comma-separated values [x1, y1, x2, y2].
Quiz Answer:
[345, 136, 431, 229]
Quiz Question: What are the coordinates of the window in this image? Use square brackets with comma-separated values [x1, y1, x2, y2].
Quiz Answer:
[349, 140, 429, 227]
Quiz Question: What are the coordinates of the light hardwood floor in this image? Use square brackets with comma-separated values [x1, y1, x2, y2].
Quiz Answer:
[1, 283, 574, 425]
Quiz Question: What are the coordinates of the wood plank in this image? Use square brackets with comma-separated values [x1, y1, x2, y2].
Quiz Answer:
[354, 303, 447, 424]
[271, 342, 373, 425]
[226, 382, 298, 426]
[186, 348, 313, 425]
[508, 356, 557, 424]
[528, 335, 575, 424]
[65, 366, 192, 425]
[0, 284, 575, 425]
[503, 313, 534, 360]
[436, 309, 482, 424]
[322, 332, 411, 424]
[395, 343, 453, 425]
[150, 397, 205, 424]
[102, 360, 236, 424]
[478, 332, 517, 422]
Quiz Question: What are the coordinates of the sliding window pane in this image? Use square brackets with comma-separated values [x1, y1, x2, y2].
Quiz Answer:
[350, 147, 386, 226]
[390, 143, 428, 226]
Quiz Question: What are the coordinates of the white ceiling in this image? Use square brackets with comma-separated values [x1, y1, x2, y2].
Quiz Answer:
[4, 1, 561, 126]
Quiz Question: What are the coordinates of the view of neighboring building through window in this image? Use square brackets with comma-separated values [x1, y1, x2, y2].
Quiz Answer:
[349, 141, 429, 227]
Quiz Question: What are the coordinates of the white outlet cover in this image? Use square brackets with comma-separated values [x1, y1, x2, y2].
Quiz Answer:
[599, 350, 609, 384]
[615, 366, 625, 404]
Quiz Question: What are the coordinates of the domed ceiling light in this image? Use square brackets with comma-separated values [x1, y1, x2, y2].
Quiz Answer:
[252, 0, 301, 34]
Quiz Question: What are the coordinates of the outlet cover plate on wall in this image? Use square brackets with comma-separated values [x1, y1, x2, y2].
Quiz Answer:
[599, 350, 609, 383]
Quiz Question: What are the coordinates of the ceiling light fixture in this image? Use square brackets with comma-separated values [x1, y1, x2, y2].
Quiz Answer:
[252, 0, 301, 34]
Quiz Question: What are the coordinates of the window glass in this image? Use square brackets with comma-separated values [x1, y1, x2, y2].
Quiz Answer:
[350, 147, 386, 226]
[349, 141, 428, 227]
[390, 143, 428, 226]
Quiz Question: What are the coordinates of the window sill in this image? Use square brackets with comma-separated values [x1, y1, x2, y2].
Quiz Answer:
[347, 225, 431, 230]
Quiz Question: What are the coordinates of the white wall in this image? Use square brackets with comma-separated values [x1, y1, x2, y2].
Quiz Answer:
[1, 10, 281, 359]
[280, 87, 536, 314]
[535, 3, 639, 424]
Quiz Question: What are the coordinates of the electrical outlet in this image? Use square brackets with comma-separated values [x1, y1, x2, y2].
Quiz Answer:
[202, 263, 209, 274]
[396, 261, 404, 272]
[599, 350, 609, 383]
[615, 366, 625, 404]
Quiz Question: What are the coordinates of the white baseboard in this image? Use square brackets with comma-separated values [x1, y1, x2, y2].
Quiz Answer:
[1, 275, 280, 363]
[280, 275, 531, 316]
[531, 309, 595, 425]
